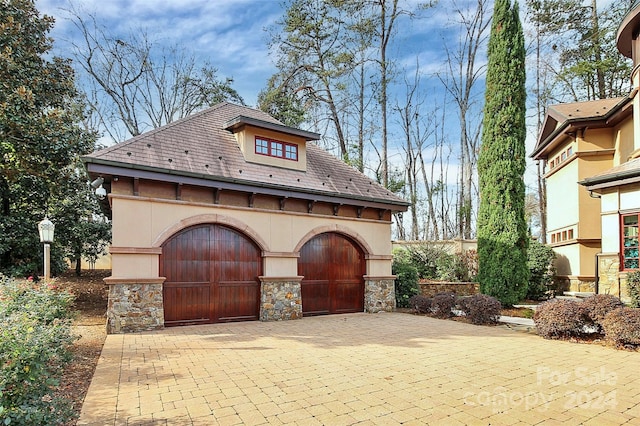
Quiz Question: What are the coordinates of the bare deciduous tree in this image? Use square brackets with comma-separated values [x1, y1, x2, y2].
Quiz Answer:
[437, 0, 491, 239]
[67, 8, 243, 141]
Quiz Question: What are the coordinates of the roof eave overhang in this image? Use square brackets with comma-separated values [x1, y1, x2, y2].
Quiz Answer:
[83, 157, 410, 212]
[579, 170, 640, 192]
[617, 2, 640, 58]
[224, 115, 321, 141]
[531, 97, 634, 160]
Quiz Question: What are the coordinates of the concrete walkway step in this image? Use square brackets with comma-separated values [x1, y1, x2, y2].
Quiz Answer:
[499, 315, 534, 326]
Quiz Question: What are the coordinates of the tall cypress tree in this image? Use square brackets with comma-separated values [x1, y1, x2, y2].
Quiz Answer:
[477, 0, 529, 306]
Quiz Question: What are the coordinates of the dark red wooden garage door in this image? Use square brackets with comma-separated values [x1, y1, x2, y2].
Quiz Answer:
[160, 224, 262, 326]
[298, 233, 365, 316]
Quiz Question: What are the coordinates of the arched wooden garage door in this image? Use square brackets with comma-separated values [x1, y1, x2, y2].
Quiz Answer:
[160, 224, 262, 326]
[298, 233, 365, 316]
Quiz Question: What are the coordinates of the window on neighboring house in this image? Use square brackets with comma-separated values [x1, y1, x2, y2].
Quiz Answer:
[551, 234, 556, 243]
[562, 230, 567, 240]
[568, 229, 574, 240]
[567, 146, 573, 157]
[561, 151, 567, 161]
[622, 213, 639, 270]
[255, 137, 298, 161]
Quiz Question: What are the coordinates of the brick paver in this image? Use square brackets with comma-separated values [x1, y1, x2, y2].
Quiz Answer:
[77, 313, 639, 425]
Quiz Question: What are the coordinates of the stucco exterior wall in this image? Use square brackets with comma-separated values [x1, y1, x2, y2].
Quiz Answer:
[109, 194, 395, 280]
[552, 243, 580, 276]
[546, 157, 579, 234]
[234, 125, 308, 171]
[613, 119, 635, 166]
[577, 128, 614, 152]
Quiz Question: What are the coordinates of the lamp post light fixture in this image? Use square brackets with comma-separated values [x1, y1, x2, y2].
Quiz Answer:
[38, 217, 55, 281]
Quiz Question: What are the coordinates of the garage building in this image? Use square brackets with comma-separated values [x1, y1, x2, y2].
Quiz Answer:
[83, 103, 409, 333]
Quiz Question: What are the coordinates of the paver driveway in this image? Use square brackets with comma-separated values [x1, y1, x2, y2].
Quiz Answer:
[78, 313, 640, 425]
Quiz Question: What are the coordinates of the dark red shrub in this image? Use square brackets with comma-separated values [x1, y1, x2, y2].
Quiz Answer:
[533, 299, 587, 339]
[602, 308, 640, 347]
[581, 294, 624, 333]
[459, 294, 502, 325]
[431, 292, 456, 318]
[408, 295, 431, 314]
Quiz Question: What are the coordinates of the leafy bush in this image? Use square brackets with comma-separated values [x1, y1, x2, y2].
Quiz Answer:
[533, 299, 587, 339]
[406, 245, 445, 279]
[431, 292, 456, 318]
[581, 294, 624, 333]
[0, 279, 76, 425]
[628, 272, 640, 308]
[459, 294, 502, 325]
[602, 308, 640, 347]
[403, 244, 478, 282]
[392, 252, 419, 308]
[435, 253, 470, 282]
[527, 239, 555, 300]
[461, 250, 479, 282]
[408, 295, 431, 314]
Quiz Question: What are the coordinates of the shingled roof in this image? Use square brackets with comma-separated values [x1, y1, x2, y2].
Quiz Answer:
[83, 102, 409, 211]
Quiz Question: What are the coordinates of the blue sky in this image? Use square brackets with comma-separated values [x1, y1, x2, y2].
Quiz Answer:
[37, 1, 487, 171]
[37, 0, 286, 106]
[37, 0, 619, 215]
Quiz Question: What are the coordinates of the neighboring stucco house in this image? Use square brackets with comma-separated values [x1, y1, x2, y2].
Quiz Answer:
[532, 3, 640, 301]
[83, 102, 409, 333]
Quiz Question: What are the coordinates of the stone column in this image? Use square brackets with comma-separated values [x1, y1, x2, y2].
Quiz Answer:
[364, 276, 396, 313]
[259, 276, 303, 321]
[597, 254, 620, 297]
[104, 277, 165, 333]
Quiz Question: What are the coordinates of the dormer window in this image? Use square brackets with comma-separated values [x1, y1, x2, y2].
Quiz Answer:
[255, 136, 298, 162]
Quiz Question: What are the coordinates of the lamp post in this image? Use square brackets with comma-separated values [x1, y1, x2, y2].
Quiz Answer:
[38, 217, 55, 281]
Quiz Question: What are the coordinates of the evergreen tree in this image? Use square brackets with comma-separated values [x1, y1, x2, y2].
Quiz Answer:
[0, 0, 99, 276]
[477, 0, 529, 306]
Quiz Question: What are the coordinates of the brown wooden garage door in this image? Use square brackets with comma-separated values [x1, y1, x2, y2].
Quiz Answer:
[298, 233, 365, 316]
[160, 224, 262, 326]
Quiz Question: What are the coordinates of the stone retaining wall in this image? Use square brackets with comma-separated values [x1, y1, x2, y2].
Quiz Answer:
[418, 280, 479, 297]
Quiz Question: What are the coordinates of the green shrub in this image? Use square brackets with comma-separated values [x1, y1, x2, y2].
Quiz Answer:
[0, 279, 76, 425]
[406, 245, 445, 279]
[435, 253, 469, 282]
[431, 292, 456, 318]
[602, 307, 640, 347]
[581, 294, 624, 333]
[408, 295, 431, 314]
[628, 272, 640, 308]
[533, 299, 587, 339]
[526, 239, 555, 300]
[459, 294, 502, 325]
[404, 244, 477, 282]
[392, 253, 419, 308]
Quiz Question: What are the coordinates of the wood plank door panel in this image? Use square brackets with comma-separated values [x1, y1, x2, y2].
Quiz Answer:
[161, 224, 262, 326]
[300, 279, 331, 316]
[299, 233, 365, 316]
[213, 226, 262, 322]
[332, 279, 364, 314]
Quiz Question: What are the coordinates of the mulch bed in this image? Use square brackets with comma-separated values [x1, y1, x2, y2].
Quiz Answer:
[52, 269, 110, 425]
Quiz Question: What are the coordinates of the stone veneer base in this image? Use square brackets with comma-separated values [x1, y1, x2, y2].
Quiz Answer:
[105, 278, 165, 334]
[260, 277, 303, 321]
[365, 277, 396, 313]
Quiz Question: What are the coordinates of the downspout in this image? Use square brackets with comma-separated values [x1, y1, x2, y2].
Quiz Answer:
[595, 253, 599, 294]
